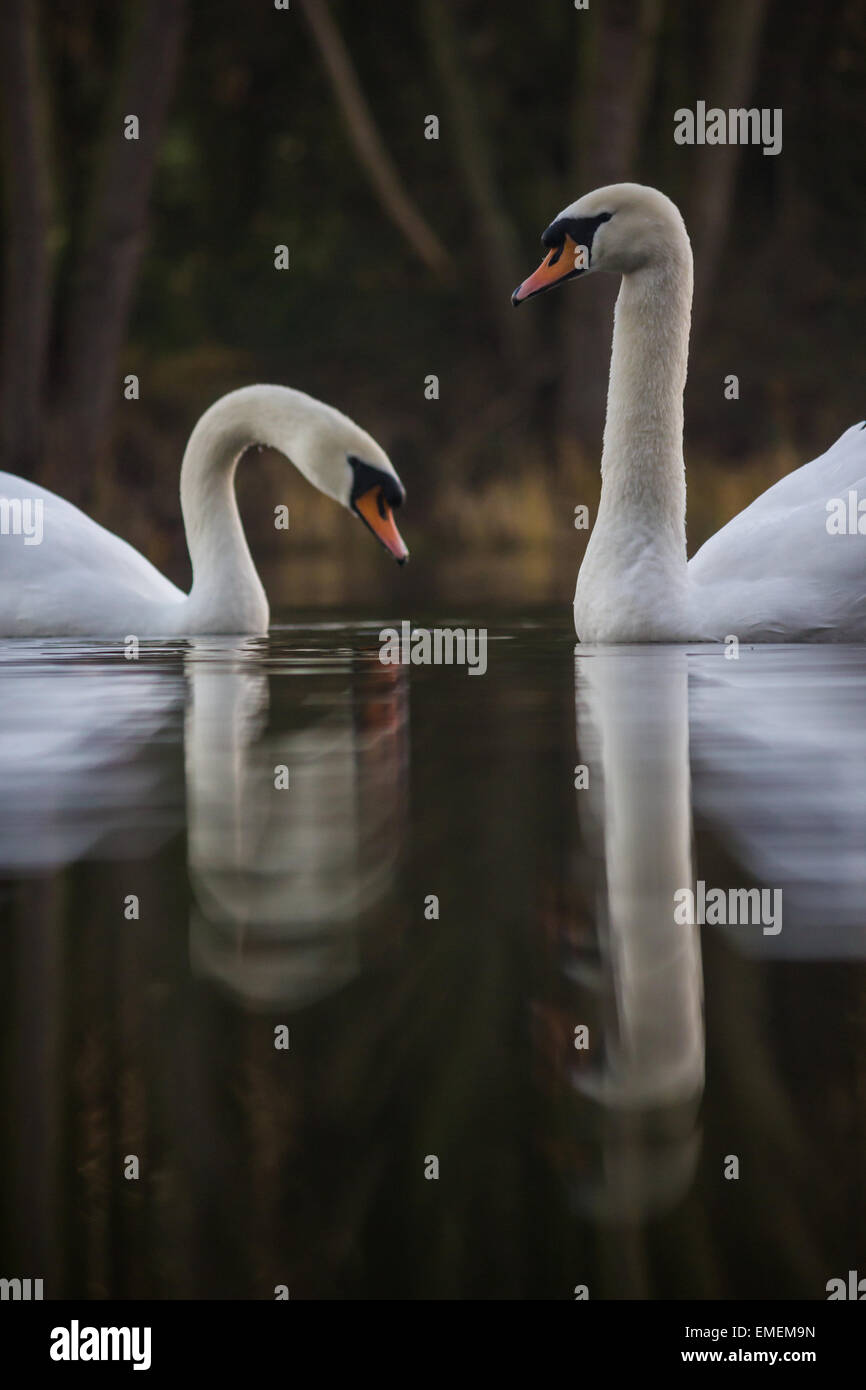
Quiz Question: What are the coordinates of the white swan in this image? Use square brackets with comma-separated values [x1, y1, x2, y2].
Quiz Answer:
[513, 183, 866, 642]
[0, 385, 408, 636]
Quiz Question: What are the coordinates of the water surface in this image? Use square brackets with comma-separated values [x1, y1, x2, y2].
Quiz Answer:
[0, 614, 864, 1299]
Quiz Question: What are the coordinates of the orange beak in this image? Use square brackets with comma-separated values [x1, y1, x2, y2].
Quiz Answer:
[355, 485, 409, 564]
[512, 234, 587, 305]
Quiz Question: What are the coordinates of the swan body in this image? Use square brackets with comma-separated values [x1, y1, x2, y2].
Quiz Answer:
[513, 182, 866, 642]
[688, 423, 866, 641]
[0, 385, 408, 637]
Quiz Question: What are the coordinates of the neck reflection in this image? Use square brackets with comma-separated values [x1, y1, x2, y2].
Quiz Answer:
[184, 638, 409, 1010]
[565, 646, 704, 1222]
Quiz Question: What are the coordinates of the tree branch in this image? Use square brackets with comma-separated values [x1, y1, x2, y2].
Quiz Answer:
[54, 0, 187, 470]
[690, 0, 769, 341]
[298, 0, 452, 279]
[421, 0, 536, 373]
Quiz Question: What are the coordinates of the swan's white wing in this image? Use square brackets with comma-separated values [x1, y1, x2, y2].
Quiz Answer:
[0, 472, 184, 635]
[688, 423, 866, 640]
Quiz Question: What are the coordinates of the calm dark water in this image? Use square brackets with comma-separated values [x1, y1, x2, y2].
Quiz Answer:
[0, 612, 864, 1300]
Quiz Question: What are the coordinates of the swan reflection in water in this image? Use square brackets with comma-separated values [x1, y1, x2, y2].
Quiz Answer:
[0, 643, 185, 867]
[1, 628, 865, 1293]
[688, 645, 866, 955]
[185, 637, 409, 1008]
[0, 634, 409, 1011]
[552, 640, 866, 1235]
[555, 647, 705, 1224]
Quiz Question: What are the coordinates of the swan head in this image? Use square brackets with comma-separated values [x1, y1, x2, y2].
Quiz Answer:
[240, 386, 410, 563]
[512, 183, 689, 304]
[347, 452, 408, 564]
[302, 404, 409, 563]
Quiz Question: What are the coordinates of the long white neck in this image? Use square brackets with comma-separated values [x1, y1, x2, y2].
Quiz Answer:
[575, 236, 693, 642]
[178, 385, 335, 634]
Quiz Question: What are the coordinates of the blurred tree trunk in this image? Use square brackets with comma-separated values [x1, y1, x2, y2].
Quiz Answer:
[768, 1, 824, 451]
[6, 881, 64, 1292]
[0, 0, 53, 479]
[690, 0, 769, 342]
[298, 0, 452, 280]
[557, 0, 664, 456]
[420, 0, 536, 378]
[48, 0, 187, 485]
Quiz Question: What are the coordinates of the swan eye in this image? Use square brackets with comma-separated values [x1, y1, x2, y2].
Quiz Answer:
[347, 455, 405, 511]
[541, 211, 613, 261]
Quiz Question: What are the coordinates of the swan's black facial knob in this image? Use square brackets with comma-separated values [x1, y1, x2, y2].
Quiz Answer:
[541, 211, 613, 254]
[513, 212, 613, 305]
[348, 457, 409, 563]
[348, 457, 405, 511]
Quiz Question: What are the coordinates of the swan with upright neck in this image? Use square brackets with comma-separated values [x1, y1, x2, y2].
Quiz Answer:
[514, 183, 866, 642]
[0, 384, 408, 637]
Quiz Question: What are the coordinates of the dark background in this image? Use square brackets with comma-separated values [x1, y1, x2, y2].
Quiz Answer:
[2, 0, 864, 606]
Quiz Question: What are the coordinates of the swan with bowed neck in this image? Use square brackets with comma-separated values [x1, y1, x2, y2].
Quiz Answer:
[513, 183, 866, 642]
[0, 385, 408, 637]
